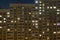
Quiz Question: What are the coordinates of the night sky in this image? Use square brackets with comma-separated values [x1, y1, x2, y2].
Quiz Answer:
[0, 0, 34, 9]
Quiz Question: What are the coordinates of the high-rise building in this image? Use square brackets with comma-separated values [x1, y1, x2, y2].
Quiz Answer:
[0, 0, 60, 40]
[0, 4, 38, 40]
[9, 4, 36, 40]
[0, 9, 10, 40]
[35, 0, 60, 40]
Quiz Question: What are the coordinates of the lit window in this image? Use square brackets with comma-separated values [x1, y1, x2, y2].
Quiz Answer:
[57, 31, 60, 34]
[53, 23, 56, 25]
[29, 12, 31, 14]
[57, 12, 60, 14]
[7, 29, 10, 31]
[15, 21, 16, 23]
[47, 37, 49, 39]
[0, 21, 2, 23]
[35, 7, 38, 9]
[42, 4, 45, 6]
[39, 18, 41, 20]
[15, 29, 17, 31]
[25, 37, 28, 39]
[47, 23, 49, 26]
[53, 6, 56, 9]
[57, 23, 60, 26]
[35, 23, 38, 25]
[25, 20, 27, 23]
[32, 20, 38, 23]
[29, 29, 31, 31]
[39, 7, 41, 9]
[3, 21, 6, 23]
[17, 18, 20, 20]
[3, 18, 6, 20]
[11, 20, 14, 23]
[47, 6, 49, 9]
[0, 15, 2, 17]
[35, 20, 38, 22]
[50, 6, 53, 9]
[32, 20, 34, 23]
[42, 31, 45, 34]
[22, 7, 24, 9]
[7, 12, 10, 14]
[35, 0, 38, 3]
[39, 1, 42, 3]
[57, 9, 60, 11]
[47, 28, 49, 32]
[39, 34, 42, 37]
[0, 26, 2, 28]
[7, 15, 10, 17]
[39, 12, 42, 14]
[53, 32, 56, 34]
